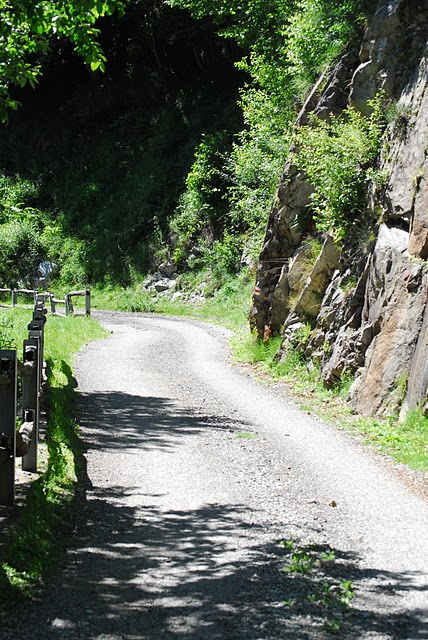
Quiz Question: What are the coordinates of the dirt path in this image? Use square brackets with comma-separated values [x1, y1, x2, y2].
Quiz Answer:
[4, 311, 428, 639]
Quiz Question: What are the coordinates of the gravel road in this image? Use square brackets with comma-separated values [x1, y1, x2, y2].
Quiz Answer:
[4, 311, 428, 639]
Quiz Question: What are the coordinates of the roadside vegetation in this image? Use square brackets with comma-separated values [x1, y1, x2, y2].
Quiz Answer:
[278, 538, 356, 636]
[0, 309, 107, 596]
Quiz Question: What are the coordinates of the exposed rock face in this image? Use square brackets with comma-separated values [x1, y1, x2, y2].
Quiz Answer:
[250, 51, 359, 338]
[348, 225, 428, 416]
[401, 300, 428, 418]
[381, 42, 428, 258]
[251, 0, 428, 418]
[294, 236, 340, 320]
[350, 0, 404, 112]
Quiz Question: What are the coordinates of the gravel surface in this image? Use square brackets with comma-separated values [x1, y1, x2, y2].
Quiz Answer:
[3, 311, 427, 639]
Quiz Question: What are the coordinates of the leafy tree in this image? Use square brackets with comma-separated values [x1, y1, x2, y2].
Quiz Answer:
[171, 131, 233, 264]
[0, 0, 127, 122]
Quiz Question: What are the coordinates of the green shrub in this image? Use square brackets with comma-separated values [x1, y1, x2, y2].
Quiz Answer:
[292, 99, 385, 238]
[205, 232, 242, 277]
[171, 131, 233, 259]
[0, 220, 45, 287]
[0, 175, 41, 219]
[54, 237, 89, 287]
[0, 317, 16, 349]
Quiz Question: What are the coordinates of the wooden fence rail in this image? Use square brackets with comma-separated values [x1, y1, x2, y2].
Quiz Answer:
[65, 289, 91, 316]
[0, 288, 90, 316]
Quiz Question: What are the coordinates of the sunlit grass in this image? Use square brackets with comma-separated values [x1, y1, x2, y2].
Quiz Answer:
[0, 309, 108, 596]
[231, 329, 427, 471]
[353, 410, 428, 471]
[90, 271, 254, 329]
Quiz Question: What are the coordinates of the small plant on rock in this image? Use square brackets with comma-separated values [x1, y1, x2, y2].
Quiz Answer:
[292, 95, 385, 239]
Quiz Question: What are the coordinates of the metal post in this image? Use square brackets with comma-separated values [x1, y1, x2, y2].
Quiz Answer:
[35, 293, 45, 308]
[0, 351, 17, 506]
[28, 319, 44, 363]
[28, 330, 43, 391]
[12, 290, 17, 307]
[29, 298, 46, 360]
[21, 340, 39, 472]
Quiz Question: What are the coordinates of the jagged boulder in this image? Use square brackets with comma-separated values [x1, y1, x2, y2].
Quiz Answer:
[294, 235, 340, 319]
[268, 264, 291, 331]
[316, 261, 373, 387]
[377, 38, 428, 258]
[350, 0, 403, 112]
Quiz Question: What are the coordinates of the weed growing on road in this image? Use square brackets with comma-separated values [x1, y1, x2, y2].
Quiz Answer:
[278, 538, 356, 635]
[285, 549, 316, 575]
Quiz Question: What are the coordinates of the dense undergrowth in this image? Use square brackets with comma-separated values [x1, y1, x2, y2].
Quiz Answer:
[0, 0, 378, 291]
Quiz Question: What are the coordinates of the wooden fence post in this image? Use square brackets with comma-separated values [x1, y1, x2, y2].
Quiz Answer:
[64, 294, 71, 315]
[21, 340, 40, 473]
[85, 289, 91, 316]
[0, 351, 17, 506]
[49, 293, 56, 314]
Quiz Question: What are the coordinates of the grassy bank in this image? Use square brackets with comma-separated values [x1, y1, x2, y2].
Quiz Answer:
[0, 308, 107, 597]
[90, 270, 255, 329]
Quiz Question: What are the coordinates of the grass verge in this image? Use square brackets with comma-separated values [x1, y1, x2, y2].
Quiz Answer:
[0, 309, 108, 597]
[231, 328, 428, 472]
[90, 270, 254, 328]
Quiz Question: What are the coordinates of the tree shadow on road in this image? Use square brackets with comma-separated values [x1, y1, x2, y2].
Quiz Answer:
[76, 389, 253, 453]
[7, 490, 422, 640]
[2, 388, 424, 639]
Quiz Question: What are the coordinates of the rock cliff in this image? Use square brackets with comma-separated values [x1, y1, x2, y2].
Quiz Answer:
[251, 0, 428, 418]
